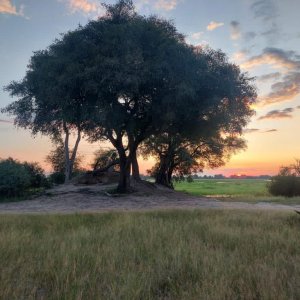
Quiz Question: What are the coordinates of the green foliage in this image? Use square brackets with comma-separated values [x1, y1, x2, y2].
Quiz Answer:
[186, 175, 194, 183]
[49, 172, 65, 185]
[0, 158, 49, 199]
[268, 160, 300, 197]
[2, 0, 256, 192]
[141, 46, 256, 187]
[268, 176, 300, 197]
[45, 141, 82, 174]
[23, 162, 49, 188]
[91, 149, 119, 171]
[0, 158, 31, 197]
[0, 211, 299, 299]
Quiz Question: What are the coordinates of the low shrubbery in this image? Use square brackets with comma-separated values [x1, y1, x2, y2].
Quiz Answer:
[49, 172, 65, 185]
[268, 160, 300, 197]
[0, 158, 49, 199]
[268, 176, 300, 197]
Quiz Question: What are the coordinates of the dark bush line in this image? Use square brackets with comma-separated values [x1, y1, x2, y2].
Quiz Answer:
[0, 158, 50, 199]
[268, 159, 300, 197]
[268, 175, 300, 197]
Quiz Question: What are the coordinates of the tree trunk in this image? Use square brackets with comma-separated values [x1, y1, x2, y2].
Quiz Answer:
[167, 165, 174, 188]
[117, 153, 131, 193]
[63, 122, 71, 183]
[155, 158, 172, 188]
[69, 128, 81, 177]
[131, 149, 141, 181]
[93, 159, 120, 174]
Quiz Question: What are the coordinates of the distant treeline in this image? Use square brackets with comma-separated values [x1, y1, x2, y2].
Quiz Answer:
[186, 174, 272, 180]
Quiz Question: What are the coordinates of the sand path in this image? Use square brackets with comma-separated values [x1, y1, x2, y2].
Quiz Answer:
[0, 184, 299, 214]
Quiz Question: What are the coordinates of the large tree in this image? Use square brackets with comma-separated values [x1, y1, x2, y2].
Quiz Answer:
[143, 134, 246, 188]
[2, 0, 256, 193]
[3, 28, 96, 182]
[79, 1, 215, 192]
[142, 47, 257, 187]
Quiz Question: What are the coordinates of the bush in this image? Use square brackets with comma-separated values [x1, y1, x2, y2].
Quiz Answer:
[0, 158, 31, 197]
[186, 175, 194, 183]
[268, 175, 300, 197]
[23, 162, 49, 188]
[49, 172, 65, 185]
[0, 158, 50, 199]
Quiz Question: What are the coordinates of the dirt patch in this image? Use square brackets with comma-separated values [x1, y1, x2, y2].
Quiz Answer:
[0, 182, 300, 214]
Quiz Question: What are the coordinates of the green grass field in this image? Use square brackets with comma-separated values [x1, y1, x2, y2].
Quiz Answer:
[0, 210, 299, 299]
[174, 179, 300, 204]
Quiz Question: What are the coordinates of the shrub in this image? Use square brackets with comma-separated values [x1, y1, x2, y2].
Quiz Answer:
[49, 172, 65, 185]
[0, 158, 31, 197]
[268, 175, 300, 197]
[23, 162, 49, 188]
[186, 175, 194, 183]
[268, 159, 300, 197]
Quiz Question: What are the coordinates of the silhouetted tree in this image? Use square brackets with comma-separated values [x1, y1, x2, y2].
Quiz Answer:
[2, 0, 256, 193]
[45, 140, 82, 175]
[141, 47, 256, 187]
[3, 26, 96, 182]
[81, 0, 208, 192]
[91, 149, 119, 172]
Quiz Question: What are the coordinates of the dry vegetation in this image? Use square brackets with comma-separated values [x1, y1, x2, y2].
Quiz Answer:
[1, 210, 299, 299]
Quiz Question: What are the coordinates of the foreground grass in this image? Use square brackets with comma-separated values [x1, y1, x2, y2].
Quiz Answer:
[1, 210, 300, 299]
[175, 179, 300, 204]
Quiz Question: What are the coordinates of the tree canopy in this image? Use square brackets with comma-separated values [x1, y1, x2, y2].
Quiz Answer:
[142, 47, 256, 187]
[2, 0, 257, 192]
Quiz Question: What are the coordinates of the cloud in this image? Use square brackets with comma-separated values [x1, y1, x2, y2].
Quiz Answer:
[250, 0, 279, 41]
[136, 0, 180, 11]
[261, 72, 300, 106]
[69, 0, 97, 13]
[258, 108, 294, 120]
[0, 0, 24, 16]
[154, 0, 178, 10]
[230, 21, 241, 40]
[190, 32, 204, 41]
[244, 31, 257, 41]
[241, 48, 300, 70]
[207, 21, 224, 31]
[258, 72, 281, 82]
[244, 128, 260, 134]
[232, 50, 248, 62]
[61, 0, 105, 15]
[243, 128, 279, 134]
[0, 119, 13, 124]
[251, 0, 278, 21]
[242, 48, 300, 106]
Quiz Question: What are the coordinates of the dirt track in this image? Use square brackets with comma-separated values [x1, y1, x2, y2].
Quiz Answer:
[0, 183, 300, 214]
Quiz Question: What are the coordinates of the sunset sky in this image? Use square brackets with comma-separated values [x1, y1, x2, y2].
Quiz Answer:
[1, 0, 300, 176]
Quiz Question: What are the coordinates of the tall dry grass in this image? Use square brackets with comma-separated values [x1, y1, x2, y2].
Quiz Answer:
[0, 210, 299, 299]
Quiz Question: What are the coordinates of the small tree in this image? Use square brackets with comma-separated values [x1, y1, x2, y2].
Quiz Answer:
[45, 140, 82, 177]
[91, 149, 119, 172]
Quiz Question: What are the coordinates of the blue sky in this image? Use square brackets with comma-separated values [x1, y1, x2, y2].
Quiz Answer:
[0, 0, 300, 175]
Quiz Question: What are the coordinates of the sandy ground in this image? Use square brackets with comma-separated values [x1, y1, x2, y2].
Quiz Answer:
[1, 183, 300, 214]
